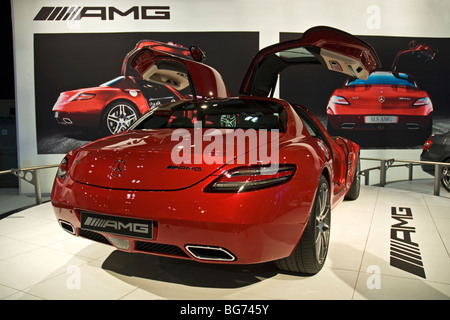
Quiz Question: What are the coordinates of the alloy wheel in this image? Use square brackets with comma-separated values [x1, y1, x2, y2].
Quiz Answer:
[442, 163, 450, 192]
[315, 181, 331, 264]
[106, 103, 138, 135]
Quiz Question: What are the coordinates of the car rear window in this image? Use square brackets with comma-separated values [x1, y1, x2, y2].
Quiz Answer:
[132, 99, 287, 132]
[346, 72, 416, 87]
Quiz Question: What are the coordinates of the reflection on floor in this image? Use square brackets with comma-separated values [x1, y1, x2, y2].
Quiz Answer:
[0, 184, 449, 300]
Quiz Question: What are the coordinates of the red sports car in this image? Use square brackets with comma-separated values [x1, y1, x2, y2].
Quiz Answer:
[326, 71, 433, 146]
[326, 42, 437, 147]
[51, 26, 380, 274]
[52, 41, 205, 135]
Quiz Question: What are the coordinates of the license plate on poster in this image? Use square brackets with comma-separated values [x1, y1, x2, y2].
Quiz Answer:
[81, 211, 153, 240]
[364, 115, 398, 124]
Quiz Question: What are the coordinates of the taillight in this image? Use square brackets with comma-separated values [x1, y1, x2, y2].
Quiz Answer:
[56, 157, 68, 179]
[329, 95, 350, 105]
[423, 135, 434, 151]
[204, 164, 296, 193]
[68, 92, 96, 101]
[413, 97, 431, 106]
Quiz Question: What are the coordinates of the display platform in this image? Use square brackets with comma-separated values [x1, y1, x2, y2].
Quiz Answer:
[0, 185, 449, 300]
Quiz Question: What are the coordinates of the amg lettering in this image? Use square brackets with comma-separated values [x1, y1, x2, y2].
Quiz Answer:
[84, 216, 149, 234]
[166, 165, 202, 172]
[34, 6, 170, 21]
[389, 207, 426, 278]
[102, 221, 149, 234]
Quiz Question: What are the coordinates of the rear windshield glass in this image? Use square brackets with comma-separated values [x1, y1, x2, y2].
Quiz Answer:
[132, 99, 287, 131]
[346, 72, 416, 87]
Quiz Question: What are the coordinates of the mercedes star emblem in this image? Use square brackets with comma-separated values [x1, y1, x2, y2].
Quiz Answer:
[378, 96, 385, 103]
[111, 160, 126, 177]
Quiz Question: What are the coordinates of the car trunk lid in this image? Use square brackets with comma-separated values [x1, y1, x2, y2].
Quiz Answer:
[69, 129, 282, 191]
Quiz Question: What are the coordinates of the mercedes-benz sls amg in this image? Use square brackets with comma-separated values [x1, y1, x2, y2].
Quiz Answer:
[51, 26, 380, 274]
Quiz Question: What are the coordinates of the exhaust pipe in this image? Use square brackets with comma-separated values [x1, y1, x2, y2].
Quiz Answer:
[341, 123, 355, 130]
[407, 123, 420, 130]
[59, 220, 75, 235]
[185, 245, 236, 262]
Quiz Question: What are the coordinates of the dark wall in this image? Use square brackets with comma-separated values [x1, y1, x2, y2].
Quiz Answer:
[2, 1, 15, 100]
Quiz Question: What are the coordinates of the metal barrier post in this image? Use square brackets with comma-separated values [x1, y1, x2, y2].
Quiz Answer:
[3, 164, 59, 205]
[35, 169, 42, 204]
[434, 164, 441, 196]
[362, 170, 370, 185]
[408, 163, 414, 181]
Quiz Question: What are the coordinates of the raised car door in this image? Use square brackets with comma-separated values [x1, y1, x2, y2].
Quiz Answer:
[122, 40, 229, 100]
[240, 26, 381, 97]
[391, 41, 437, 72]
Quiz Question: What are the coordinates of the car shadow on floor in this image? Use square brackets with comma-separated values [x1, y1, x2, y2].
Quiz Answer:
[101, 250, 280, 289]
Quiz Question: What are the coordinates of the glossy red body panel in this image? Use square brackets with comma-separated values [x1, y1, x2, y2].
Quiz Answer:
[52, 80, 147, 127]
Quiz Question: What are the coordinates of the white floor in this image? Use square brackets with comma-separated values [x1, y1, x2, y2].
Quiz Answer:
[0, 184, 449, 300]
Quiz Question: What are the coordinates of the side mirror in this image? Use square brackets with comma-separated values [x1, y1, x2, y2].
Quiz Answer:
[189, 46, 206, 62]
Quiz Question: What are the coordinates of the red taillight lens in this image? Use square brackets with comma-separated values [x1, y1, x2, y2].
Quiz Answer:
[413, 97, 431, 106]
[423, 135, 434, 151]
[204, 164, 296, 193]
[330, 95, 350, 105]
[56, 157, 68, 179]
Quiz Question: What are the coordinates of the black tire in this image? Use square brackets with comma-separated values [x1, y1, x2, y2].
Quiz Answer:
[275, 175, 331, 275]
[441, 159, 450, 192]
[102, 101, 139, 135]
[345, 154, 361, 200]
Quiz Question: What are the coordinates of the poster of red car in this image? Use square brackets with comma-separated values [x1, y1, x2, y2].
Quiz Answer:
[34, 32, 259, 154]
[279, 34, 449, 149]
[326, 71, 433, 147]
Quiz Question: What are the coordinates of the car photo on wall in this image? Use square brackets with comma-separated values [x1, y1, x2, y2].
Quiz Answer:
[326, 41, 437, 148]
[51, 26, 381, 275]
[51, 40, 206, 136]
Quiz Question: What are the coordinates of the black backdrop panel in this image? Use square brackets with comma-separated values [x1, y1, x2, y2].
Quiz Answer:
[279, 32, 450, 148]
[34, 32, 259, 154]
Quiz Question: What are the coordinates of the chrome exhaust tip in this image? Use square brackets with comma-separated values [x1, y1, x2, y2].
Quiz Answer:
[59, 220, 75, 235]
[185, 245, 236, 262]
[341, 123, 355, 130]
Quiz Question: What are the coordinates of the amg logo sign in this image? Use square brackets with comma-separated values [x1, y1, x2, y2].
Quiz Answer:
[390, 207, 426, 278]
[34, 6, 170, 21]
[81, 212, 153, 240]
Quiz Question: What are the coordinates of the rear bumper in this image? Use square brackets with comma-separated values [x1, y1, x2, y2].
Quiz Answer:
[51, 176, 316, 264]
[327, 114, 432, 147]
[53, 109, 101, 128]
[327, 114, 432, 132]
